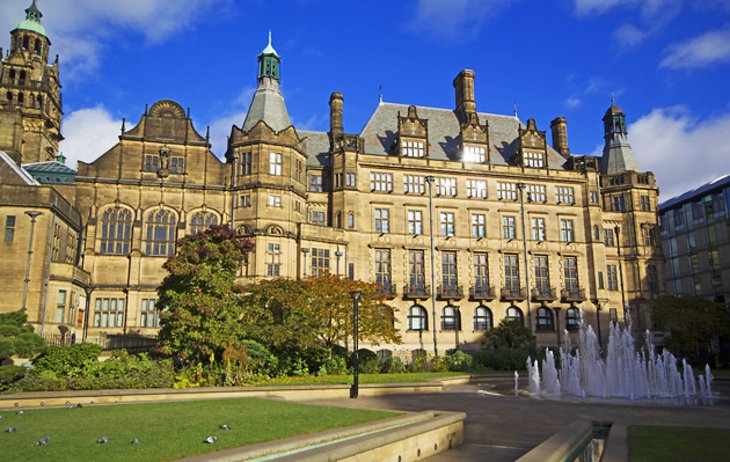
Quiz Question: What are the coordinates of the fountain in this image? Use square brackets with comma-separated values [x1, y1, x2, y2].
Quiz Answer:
[525, 316, 715, 402]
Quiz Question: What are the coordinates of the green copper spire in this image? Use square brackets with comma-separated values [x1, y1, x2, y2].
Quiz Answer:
[13, 0, 47, 37]
[257, 31, 281, 80]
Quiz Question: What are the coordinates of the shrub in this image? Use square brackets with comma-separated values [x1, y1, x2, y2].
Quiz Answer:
[0, 365, 26, 391]
[0, 311, 46, 362]
[33, 343, 102, 376]
[444, 349, 474, 371]
[378, 356, 406, 374]
[474, 347, 532, 371]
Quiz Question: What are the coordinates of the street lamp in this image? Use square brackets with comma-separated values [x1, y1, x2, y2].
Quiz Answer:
[83, 285, 95, 341]
[424, 175, 438, 357]
[516, 183, 533, 332]
[614, 225, 628, 325]
[349, 290, 361, 399]
[335, 247, 343, 275]
[21, 211, 43, 313]
[301, 247, 309, 277]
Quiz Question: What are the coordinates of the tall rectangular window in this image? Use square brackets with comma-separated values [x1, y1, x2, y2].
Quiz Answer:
[436, 177, 457, 196]
[604, 228, 615, 246]
[640, 195, 651, 211]
[309, 174, 323, 192]
[472, 213, 486, 238]
[345, 172, 356, 187]
[497, 182, 517, 200]
[145, 210, 176, 256]
[311, 248, 330, 276]
[647, 264, 659, 292]
[555, 186, 575, 204]
[589, 191, 599, 204]
[597, 271, 604, 289]
[294, 159, 302, 181]
[403, 140, 425, 157]
[93, 297, 125, 328]
[267, 263, 280, 276]
[607, 264, 619, 291]
[140, 298, 158, 328]
[474, 253, 489, 290]
[563, 256, 579, 292]
[374, 208, 390, 233]
[526, 184, 546, 202]
[612, 195, 626, 212]
[4, 216, 15, 241]
[464, 145, 486, 163]
[560, 219, 574, 243]
[375, 249, 391, 288]
[404, 175, 425, 194]
[240, 152, 252, 176]
[502, 216, 516, 240]
[534, 256, 549, 293]
[269, 152, 282, 176]
[531, 217, 546, 241]
[504, 254, 520, 292]
[370, 172, 393, 192]
[408, 250, 425, 289]
[408, 210, 423, 235]
[442, 251, 458, 288]
[440, 212, 455, 236]
[466, 179, 488, 198]
[55, 290, 67, 323]
[642, 227, 656, 247]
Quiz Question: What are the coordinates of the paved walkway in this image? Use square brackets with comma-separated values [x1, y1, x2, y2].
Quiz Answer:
[309, 380, 730, 461]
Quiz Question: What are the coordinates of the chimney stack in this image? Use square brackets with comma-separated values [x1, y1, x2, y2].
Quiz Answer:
[329, 92, 344, 136]
[453, 69, 476, 122]
[550, 116, 570, 156]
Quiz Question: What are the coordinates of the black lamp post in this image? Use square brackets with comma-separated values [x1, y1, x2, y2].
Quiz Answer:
[21, 210, 43, 313]
[349, 290, 361, 399]
[335, 247, 343, 275]
[301, 247, 309, 277]
[83, 285, 95, 342]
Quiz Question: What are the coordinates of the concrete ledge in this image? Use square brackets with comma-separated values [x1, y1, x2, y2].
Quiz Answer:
[516, 419, 594, 462]
[600, 423, 628, 462]
[177, 410, 465, 462]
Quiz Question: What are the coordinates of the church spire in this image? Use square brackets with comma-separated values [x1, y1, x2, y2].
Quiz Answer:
[600, 99, 640, 174]
[243, 32, 291, 132]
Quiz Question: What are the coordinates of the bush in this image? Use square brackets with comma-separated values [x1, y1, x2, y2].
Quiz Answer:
[0, 311, 46, 362]
[0, 365, 27, 391]
[474, 347, 532, 371]
[378, 356, 406, 374]
[444, 349, 474, 371]
[33, 343, 102, 376]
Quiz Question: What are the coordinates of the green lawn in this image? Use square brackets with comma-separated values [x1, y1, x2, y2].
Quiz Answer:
[256, 371, 492, 386]
[628, 425, 730, 462]
[0, 398, 399, 462]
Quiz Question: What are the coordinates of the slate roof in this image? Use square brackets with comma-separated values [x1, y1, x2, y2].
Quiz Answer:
[659, 175, 730, 211]
[23, 161, 76, 175]
[242, 77, 292, 133]
[0, 150, 40, 185]
[299, 130, 330, 168]
[359, 103, 569, 169]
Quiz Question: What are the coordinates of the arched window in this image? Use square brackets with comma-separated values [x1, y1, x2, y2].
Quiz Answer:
[566, 307, 580, 332]
[536, 307, 554, 332]
[474, 306, 492, 331]
[408, 305, 428, 331]
[145, 209, 177, 256]
[189, 211, 217, 235]
[441, 305, 460, 331]
[335, 212, 342, 228]
[347, 212, 355, 229]
[593, 225, 600, 241]
[22, 36, 29, 50]
[505, 306, 524, 325]
[100, 207, 132, 255]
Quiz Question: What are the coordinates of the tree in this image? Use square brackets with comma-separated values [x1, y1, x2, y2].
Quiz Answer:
[481, 318, 536, 350]
[653, 295, 730, 364]
[0, 310, 46, 361]
[156, 225, 255, 363]
[244, 274, 401, 352]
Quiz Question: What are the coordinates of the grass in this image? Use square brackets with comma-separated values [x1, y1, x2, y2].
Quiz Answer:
[0, 398, 399, 462]
[255, 371, 504, 386]
[628, 425, 730, 462]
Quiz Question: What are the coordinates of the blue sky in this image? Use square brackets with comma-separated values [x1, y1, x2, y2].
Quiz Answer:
[2, 0, 729, 200]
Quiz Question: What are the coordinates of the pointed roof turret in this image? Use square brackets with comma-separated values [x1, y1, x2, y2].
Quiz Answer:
[243, 32, 292, 132]
[600, 100, 640, 175]
[13, 0, 47, 37]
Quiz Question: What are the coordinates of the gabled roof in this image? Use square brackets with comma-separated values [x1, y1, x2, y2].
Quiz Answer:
[359, 103, 568, 169]
[0, 150, 40, 185]
[659, 175, 730, 211]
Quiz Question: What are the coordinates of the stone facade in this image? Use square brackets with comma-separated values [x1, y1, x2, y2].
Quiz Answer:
[0, 3, 663, 357]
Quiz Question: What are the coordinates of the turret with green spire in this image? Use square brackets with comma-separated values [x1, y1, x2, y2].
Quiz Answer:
[13, 0, 47, 38]
[257, 31, 281, 81]
[243, 32, 291, 132]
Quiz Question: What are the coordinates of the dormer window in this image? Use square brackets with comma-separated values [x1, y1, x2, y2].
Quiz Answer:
[464, 145, 486, 163]
[403, 140, 425, 158]
[524, 151, 544, 168]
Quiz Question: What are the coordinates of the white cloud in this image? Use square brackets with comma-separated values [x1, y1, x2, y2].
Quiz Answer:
[573, 0, 625, 16]
[202, 86, 257, 158]
[613, 24, 646, 47]
[660, 27, 730, 70]
[59, 106, 122, 170]
[564, 97, 582, 109]
[408, 0, 516, 41]
[0, 0, 226, 80]
[628, 106, 730, 201]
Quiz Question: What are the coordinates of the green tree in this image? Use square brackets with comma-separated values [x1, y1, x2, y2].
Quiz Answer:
[482, 318, 536, 350]
[653, 295, 730, 363]
[156, 225, 255, 363]
[0, 310, 46, 361]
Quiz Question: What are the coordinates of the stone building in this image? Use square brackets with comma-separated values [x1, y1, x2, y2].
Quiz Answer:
[0, 2, 663, 357]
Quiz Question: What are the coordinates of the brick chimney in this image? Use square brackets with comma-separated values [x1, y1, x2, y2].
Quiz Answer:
[453, 69, 476, 123]
[329, 92, 344, 136]
[550, 116, 570, 156]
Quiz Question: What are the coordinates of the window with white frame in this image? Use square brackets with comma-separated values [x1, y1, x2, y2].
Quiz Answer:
[309, 174, 323, 192]
[467, 179, 488, 198]
[408, 210, 423, 235]
[555, 186, 575, 204]
[472, 213, 486, 238]
[345, 172, 356, 187]
[403, 140, 425, 157]
[531, 217, 546, 241]
[55, 290, 66, 323]
[502, 216, 516, 239]
[589, 191, 599, 204]
[497, 182, 517, 200]
[370, 172, 393, 192]
[268, 195, 281, 207]
[311, 248, 330, 276]
[310, 211, 326, 226]
[560, 219, 574, 243]
[267, 263, 280, 276]
[435, 177, 456, 196]
[374, 208, 390, 233]
[93, 297, 125, 328]
[464, 145, 486, 163]
[240, 194, 251, 208]
[526, 184, 546, 202]
[524, 151, 544, 168]
[269, 152, 282, 176]
[189, 211, 218, 235]
[268, 243, 281, 254]
[140, 298, 158, 328]
[440, 212, 455, 236]
[145, 209, 177, 256]
[404, 175, 425, 194]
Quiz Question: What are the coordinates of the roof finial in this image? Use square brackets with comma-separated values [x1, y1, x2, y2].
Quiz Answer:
[268, 29, 272, 47]
[378, 84, 383, 105]
[611, 93, 615, 105]
[121, 118, 126, 133]
[513, 100, 519, 119]
[26, 0, 42, 22]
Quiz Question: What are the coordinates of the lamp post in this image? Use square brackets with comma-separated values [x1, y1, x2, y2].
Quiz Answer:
[424, 175, 438, 357]
[614, 225, 628, 325]
[21, 211, 43, 313]
[335, 247, 343, 275]
[553, 307, 562, 347]
[349, 290, 361, 399]
[301, 247, 309, 277]
[517, 183, 533, 331]
[83, 285, 95, 342]
[593, 300, 603, 348]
